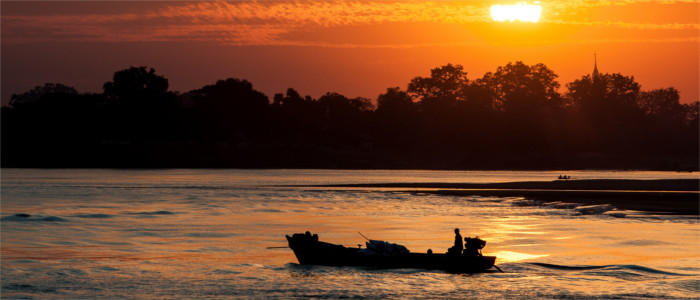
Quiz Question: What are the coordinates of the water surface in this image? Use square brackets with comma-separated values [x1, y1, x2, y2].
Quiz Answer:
[2, 169, 698, 299]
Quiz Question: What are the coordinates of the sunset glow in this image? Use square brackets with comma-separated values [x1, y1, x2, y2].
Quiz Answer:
[1, 0, 699, 295]
[491, 2, 542, 23]
[1, 1, 698, 104]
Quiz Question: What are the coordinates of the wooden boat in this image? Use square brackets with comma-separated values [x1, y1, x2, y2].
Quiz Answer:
[285, 232, 497, 273]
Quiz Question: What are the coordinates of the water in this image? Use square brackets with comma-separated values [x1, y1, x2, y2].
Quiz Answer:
[2, 169, 699, 299]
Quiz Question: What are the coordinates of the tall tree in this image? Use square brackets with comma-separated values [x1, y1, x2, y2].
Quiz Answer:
[477, 61, 562, 112]
[473, 62, 564, 154]
[189, 78, 269, 141]
[567, 72, 640, 114]
[103, 66, 169, 101]
[408, 63, 469, 102]
[566, 72, 646, 153]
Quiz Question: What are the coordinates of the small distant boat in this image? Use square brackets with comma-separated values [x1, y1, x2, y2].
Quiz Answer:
[285, 232, 497, 273]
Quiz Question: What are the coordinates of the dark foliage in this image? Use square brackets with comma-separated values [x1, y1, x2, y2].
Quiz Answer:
[2, 63, 697, 170]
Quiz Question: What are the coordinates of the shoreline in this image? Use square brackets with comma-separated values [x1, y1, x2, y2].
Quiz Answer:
[309, 179, 700, 215]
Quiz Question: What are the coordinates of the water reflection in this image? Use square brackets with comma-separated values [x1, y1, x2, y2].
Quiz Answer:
[490, 251, 549, 263]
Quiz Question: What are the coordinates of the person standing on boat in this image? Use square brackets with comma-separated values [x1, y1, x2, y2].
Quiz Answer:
[448, 228, 463, 255]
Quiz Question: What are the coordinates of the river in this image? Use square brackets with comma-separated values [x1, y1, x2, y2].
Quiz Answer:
[1, 169, 698, 299]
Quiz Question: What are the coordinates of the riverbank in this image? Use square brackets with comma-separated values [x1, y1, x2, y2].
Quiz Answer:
[314, 179, 700, 215]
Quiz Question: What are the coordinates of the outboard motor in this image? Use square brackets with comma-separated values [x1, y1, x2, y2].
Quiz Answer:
[464, 236, 486, 256]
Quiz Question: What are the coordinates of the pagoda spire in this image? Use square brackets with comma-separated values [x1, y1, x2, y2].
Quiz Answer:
[592, 52, 600, 79]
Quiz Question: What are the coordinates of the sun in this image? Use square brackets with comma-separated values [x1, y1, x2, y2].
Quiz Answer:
[491, 2, 541, 23]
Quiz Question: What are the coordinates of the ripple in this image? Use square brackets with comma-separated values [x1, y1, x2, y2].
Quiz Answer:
[210, 269, 243, 275]
[616, 264, 694, 276]
[252, 209, 284, 213]
[2, 283, 58, 294]
[615, 239, 669, 247]
[527, 262, 694, 277]
[129, 210, 176, 215]
[9, 259, 41, 264]
[185, 232, 234, 238]
[674, 279, 700, 293]
[92, 266, 120, 272]
[48, 268, 88, 276]
[73, 213, 114, 218]
[1, 214, 68, 222]
[528, 262, 608, 271]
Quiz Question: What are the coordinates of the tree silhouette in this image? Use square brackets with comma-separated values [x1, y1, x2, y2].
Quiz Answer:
[9, 83, 78, 108]
[374, 87, 419, 151]
[271, 88, 323, 138]
[477, 61, 562, 112]
[1, 62, 697, 170]
[462, 82, 497, 112]
[638, 88, 683, 122]
[318, 92, 373, 117]
[376, 87, 414, 115]
[636, 87, 699, 157]
[684, 101, 699, 126]
[567, 72, 647, 154]
[273, 88, 307, 109]
[189, 78, 269, 141]
[408, 64, 469, 102]
[473, 62, 563, 154]
[567, 72, 640, 114]
[103, 66, 169, 101]
[100, 66, 181, 143]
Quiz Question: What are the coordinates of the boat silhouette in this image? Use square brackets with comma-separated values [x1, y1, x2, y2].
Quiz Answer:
[285, 232, 497, 273]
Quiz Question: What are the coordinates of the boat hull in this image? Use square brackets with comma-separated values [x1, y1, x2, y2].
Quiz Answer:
[286, 233, 496, 273]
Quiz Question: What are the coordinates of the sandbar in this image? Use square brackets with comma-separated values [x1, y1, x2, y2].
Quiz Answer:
[315, 179, 700, 215]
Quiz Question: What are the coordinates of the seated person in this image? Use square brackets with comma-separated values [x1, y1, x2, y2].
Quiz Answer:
[447, 228, 463, 255]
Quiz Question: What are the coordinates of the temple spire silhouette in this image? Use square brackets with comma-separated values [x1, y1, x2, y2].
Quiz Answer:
[592, 52, 600, 80]
[590, 52, 605, 101]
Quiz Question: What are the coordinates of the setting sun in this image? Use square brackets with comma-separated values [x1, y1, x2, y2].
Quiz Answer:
[491, 2, 541, 22]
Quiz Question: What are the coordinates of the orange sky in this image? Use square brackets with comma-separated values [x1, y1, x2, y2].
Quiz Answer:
[2, 1, 698, 104]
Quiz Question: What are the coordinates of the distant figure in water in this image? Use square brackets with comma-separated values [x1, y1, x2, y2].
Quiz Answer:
[448, 228, 463, 255]
[558, 175, 571, 180]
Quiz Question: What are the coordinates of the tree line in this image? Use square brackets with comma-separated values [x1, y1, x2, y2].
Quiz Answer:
[2, 62, 698, 170]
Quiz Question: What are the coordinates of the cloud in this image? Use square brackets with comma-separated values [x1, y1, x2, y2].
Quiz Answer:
[2, 0, 697, 46]
[544, 20, 699, 30]
[157, 1, 490, 26]
[1, 1, 490, 44]
[545, 0, 699, 10]
[543, 36, 700, 46]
